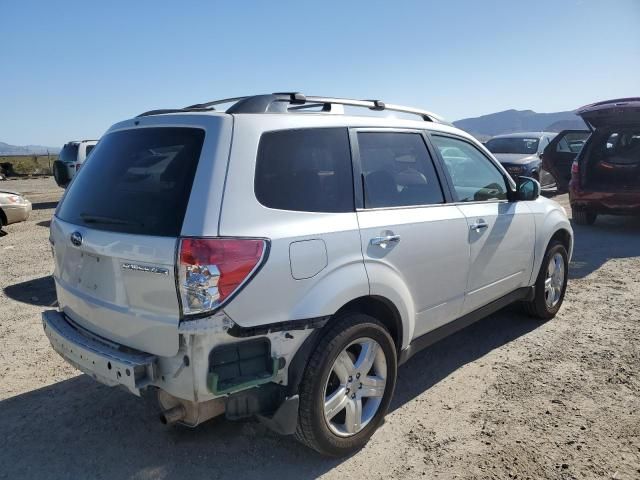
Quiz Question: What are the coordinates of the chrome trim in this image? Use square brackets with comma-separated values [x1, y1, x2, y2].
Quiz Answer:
[370, 234, 401, 246]
[121, 263, 170, 276]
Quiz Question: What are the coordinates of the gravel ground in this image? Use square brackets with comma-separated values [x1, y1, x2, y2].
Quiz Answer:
[1, 177, 638, 480]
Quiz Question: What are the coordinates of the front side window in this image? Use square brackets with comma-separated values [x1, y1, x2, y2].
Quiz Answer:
[432, 135, 508, 202]
[357, 132, 444, 208]
[255, 128, 354, 213]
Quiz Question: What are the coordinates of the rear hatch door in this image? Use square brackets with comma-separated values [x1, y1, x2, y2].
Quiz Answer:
[577, 98, 640, 129]
[51, 117, 231, 356]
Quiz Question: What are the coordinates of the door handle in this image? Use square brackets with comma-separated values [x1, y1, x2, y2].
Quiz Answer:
[470, 220, 489, 231]
[370, 234, 401, 247]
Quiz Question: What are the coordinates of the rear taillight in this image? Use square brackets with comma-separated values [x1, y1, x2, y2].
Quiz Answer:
[178, 238, 266, 316]
[571, 161, 579, 175]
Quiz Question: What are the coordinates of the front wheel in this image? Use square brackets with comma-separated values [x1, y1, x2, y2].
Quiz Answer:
[522, 241, 569, 319]
[295, 313, 397, 456]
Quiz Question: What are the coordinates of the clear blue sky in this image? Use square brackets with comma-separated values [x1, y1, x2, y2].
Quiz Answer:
[1, 0, 638, 146]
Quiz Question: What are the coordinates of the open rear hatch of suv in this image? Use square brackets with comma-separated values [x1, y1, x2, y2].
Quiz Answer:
[51, 126, 207, 357]
[577, 98, 640, 192]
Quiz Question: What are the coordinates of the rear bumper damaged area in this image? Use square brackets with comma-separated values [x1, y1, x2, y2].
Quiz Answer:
[42, 309, 316, 432]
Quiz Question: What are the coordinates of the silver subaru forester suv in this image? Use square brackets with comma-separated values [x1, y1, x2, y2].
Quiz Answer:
[43, 93, 572, 456]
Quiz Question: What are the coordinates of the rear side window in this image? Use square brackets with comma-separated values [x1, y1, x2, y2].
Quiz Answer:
[85, 145, 95, 157]
[58, 144, 79, 163]
[57, 127, 205, 237]
[255, 128, 354, 213]
[357, 132, 444, 208]
[594, 129, 640, 162]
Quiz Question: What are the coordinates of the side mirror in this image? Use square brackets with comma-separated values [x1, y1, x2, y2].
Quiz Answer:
[516, 176, 540, 201]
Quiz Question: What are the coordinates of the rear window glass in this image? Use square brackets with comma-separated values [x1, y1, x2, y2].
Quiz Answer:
[255, 128, 354, 213]
[58, 144, 79, 163]
[56, 127, 205, 237]
[485, 137, 539, 155]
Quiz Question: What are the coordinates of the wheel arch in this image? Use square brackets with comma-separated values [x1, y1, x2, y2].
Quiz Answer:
[286, 294, 407, 397]
[0, 207, 7, 226]
[528, 204, 574, 286]
[333, 295, 404, 354]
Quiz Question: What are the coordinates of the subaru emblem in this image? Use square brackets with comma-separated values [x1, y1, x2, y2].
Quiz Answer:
[70, 231, 83, 247]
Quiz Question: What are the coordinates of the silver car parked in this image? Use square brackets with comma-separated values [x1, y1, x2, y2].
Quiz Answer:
[42, 93, 572, 456]
[0, 189, 31, 229]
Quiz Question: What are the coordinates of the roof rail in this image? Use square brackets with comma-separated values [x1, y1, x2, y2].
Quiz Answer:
[137, 92, 448, 124]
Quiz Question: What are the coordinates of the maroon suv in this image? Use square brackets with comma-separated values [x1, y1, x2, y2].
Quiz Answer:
[566, 98, 640, 225]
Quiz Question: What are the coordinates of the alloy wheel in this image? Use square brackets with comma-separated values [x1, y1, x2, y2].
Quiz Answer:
[323, 337, 387, 437]
[544, 252, 565, 308]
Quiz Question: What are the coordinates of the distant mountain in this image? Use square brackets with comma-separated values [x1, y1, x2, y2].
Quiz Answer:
[0, 141, 59, 156]
[453, 109, 587, 139]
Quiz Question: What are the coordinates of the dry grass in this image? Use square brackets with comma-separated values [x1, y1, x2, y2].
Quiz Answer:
[0, 155, 57, 176]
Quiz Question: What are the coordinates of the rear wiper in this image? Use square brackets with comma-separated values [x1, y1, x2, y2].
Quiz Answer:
[80, 213, 142, 227]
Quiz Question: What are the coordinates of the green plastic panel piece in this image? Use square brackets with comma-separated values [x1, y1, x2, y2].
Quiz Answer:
[207, 357, 279, 395]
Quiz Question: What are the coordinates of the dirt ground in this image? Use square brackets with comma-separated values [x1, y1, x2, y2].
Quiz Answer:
[1, 177, 638, 480]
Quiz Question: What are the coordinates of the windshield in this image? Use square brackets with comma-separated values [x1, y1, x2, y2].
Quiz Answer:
[58, 144, 79, 163]
[56, 127, 205, 237]
[485, 137, 540, 155]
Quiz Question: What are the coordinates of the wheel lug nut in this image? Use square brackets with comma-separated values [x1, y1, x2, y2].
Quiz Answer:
[346, 388, 350, 394]
[348, 376, 353, 382]
[356, 373, 360, 379]
[359, 383, 362, 389]
[351, 393, 356, 399]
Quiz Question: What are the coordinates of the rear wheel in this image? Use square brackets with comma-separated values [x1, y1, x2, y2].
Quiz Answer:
[295, 313, 397, 457]
[523, 241, 568, 319]
[572, 207, 597, 225]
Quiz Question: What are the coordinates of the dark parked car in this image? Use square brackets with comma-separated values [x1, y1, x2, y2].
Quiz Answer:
[542, 130, 591, 193]
[567, 98, 640, 225]
[485, 132, 557, 188]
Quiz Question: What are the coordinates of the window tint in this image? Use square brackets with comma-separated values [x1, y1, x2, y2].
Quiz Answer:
[357, 132, 444, 208]
[432, 135, 507, 202]
[56, 127, 205, 237]
[556, 132, 590, 153]
[596, 129, 640, 162]
[85, 145, 95, 157]
[485, 137, 539, 155]
[59, 144, 79, 163]
[255, 128, 354, 213]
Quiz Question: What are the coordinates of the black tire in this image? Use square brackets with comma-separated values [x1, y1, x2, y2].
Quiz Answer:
[522, 241, 569, 319]
[295, 313, 397, 457]
[572, 207, 597, 225]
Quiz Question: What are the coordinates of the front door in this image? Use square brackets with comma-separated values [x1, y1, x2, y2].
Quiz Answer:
[430, 134, 536, 315]
[352, 129, 470, 339]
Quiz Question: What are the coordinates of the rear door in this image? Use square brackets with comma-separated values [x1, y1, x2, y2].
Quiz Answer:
[352, 129, 470, 339]
[430, 134, 535, 315]
[543, 130, 590, 192]
[51, 118, 232, 356]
